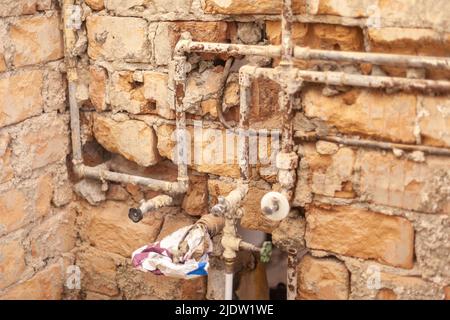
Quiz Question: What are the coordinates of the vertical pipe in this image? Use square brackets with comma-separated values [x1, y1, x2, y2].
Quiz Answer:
[174, 55, 189, 189]
[225, 273, 234, 300]
[287, 248, 298, 300]
[279, 89, 295, 154]
[279, 0, 295, 154]
[62, 0, 82, 164]
[281, 0, 294, 65]
[239, 71, 252, 182]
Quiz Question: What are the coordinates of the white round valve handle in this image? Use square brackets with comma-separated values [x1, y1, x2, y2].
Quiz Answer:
[260, 192, 290, 221]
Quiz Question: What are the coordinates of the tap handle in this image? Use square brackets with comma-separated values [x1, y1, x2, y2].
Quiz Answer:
[260, 241, 273, 264]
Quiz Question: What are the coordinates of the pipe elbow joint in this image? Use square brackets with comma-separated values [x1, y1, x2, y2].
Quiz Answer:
[174, 35, 192, 57]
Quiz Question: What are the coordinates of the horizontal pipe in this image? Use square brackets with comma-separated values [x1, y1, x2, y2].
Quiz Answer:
[129, 195, 173, 223]
[181, 41, 450, 71]
[140, 195, 173, 214]
[239, 241, 261, 253]
[295, 70, 450, 93]
[241, 65, 450, 93]
[295, 133, 450, 157]
[294, 47, 450, 71]
[185, 41, 282, 58]
[75, 164, 188, 194]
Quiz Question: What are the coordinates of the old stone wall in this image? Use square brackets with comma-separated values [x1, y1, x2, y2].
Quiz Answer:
[0, 0, 449, 300]
[0, 0, 75, 299]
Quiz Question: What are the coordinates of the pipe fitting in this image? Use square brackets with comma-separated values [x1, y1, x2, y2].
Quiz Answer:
[174, 33, 192, 57]
[129, 195, 173, 223]
[239, 66, 256, 87]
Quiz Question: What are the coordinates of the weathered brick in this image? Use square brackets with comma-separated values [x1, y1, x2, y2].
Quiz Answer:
[89, 66, 107, 112]
[16, 115, 69, 171]
[156, 210, 196, 241]
[305, 205, 415, 269]
[87, 16, 150, 62]
[297, 254, 349, 300]
[308, 0, 379, 18]
[0, 0, 52, 17]
[77, 246, 122, 297]
[82, 201, 164, 257]
[296, 143, 450, 214]
[185, 66, 224, 116]
[0, 236, 26, 290]
[43, 69, 66, 113]
[151, 21, 229, 65]
[157, 119, 275, 178]
[307, 146, 357, 199]
[309, 0, 450, 32]
[0, 132, 13, 183]
[418, 95, 450, 148]
[0, 189, 27, 234]
[0, 53, 6, 72]
[0, 70, 44, 128]
[377, 0, 450, 31]
[93, 115, 160, 167]
[377, 272, 442, 300]
[182, 174, 209, 216]
[117, 262, 207, 299]
[28, 209, 76, 262]
[106, 0, 192, 14]
[368, 28, 450, 57]
[303, 88, 417, 144]
[143, 71, 174, 119]
[266, 22, 363, 51]
[203, 0, 305, 15]
[0, 263, 63, 300]
[109, 71, 174, 119]
[376, 288, 397, 300]
[357, 150, 450, 214]
[156, 124, 241, 178]
[9, 15, 63, 67]
[85, 0, 105, 11]
[35, 174, 53, 218]
[367, 27, 450, 78]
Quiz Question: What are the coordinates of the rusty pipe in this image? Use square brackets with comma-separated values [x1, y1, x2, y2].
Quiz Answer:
[63, 0, 82, 164]
[177, 41, 450, 71]
[129, 195, 173, 223]
[295, 133, 450, 157]
[238, 70, 252, 182]
[281, 0, 294, 64]
[240, 65, 450, 93]
[74, 164, 187, 194]
[287, 248, 298, 300]
[294, 47, 450, 71]
[173, 53, 189, 190]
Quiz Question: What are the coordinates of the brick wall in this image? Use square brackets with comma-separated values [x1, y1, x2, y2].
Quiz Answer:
[0, 0, 75, 299]
[0, 0, 448, 300]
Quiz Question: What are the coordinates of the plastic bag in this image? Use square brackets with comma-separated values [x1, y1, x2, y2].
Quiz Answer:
[132, 224, 213, 279]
